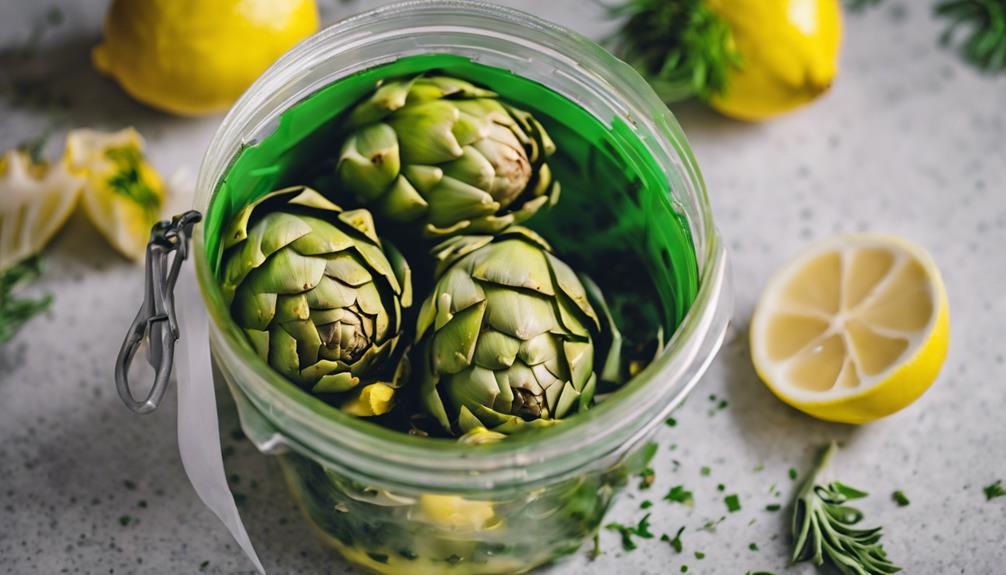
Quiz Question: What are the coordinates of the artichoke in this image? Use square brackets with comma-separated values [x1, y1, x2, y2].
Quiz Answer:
[335, 74, 560, 237]
[415, 227, 618, 435]
[219, 186, 412, 413]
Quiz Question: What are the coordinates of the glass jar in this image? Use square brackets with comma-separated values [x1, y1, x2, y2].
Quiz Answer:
[193, 2, 731, 573]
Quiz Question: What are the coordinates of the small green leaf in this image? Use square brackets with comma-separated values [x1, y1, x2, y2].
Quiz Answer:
[765, 504, 781, 512]
[892, 490, 911, 507]
[664, 484, 694, 505]
[725, 494, 741, 513]
[700, 466, 711, 476]
[984, 480, 1005, 501]
[661, 526, 685, 553]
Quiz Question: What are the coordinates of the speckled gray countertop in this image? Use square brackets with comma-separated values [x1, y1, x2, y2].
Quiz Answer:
[1, 1, 1004, 574]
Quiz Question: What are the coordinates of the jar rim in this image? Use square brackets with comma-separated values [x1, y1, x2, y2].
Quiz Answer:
[193, 0, 731, 491]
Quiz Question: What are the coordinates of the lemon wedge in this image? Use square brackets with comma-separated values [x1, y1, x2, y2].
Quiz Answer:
[750, 235, 949, 423]
[63, 128, 165, 261]
[0, 150, 83, 272]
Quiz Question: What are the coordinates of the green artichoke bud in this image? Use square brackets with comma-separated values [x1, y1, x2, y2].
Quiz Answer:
[335, 75, 559, 237]
[219, 186, 412, 409]
[416, 227, 616, 435]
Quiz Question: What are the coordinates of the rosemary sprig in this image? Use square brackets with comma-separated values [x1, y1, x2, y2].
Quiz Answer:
[791, 442, 901, 575]
[936, 0, 1006, 72]
[605, 0, 741, 102]
[0, 257, 52, 343]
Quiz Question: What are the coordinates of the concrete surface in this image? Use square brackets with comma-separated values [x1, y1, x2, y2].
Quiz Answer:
[1, 0, 1004, 573]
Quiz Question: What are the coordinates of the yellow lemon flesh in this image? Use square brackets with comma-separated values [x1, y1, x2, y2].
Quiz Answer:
[63, 128, 166, 261]
[0, 150, 83, 272]
[750, 235, 949, 423]
[93, 0, 318, 116]
[707, 0, 842, 121]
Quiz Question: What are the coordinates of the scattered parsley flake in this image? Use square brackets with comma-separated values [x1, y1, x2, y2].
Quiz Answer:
[661, 526, 686, 553]
[700, 466, 711, 476]
[984, 480, 1005, 501]
[725, 494, 741, 513]
[788, 468, 798, 481]
[717, 399, 728, 410]
[753, 463, 764, 472]
[716, 483, 726, 492]
[765, 504, 781, 512]
[892, 490, 910, 507]
[639, 467, 656, 489]
[669, 443, 678, 451]
[605, 513, 654, 551]
[118, 515, 132, 527]
[641, 500, 653, 509]
[199, 560, 210, 571]
[694, 551, 705, 559]
[664, 484, 694, 505]
[666, 417, 677, 427]
[749, 542, 759, 551]
[699, 517, 725, 533]
[680, 565, 689, 573]
[708, 394, 716, 401]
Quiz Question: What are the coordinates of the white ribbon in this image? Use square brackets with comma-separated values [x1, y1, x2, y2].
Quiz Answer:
[175, 261, 266, 574]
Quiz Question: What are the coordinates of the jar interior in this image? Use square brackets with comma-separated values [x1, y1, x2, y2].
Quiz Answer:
[205, 54, 698, 385]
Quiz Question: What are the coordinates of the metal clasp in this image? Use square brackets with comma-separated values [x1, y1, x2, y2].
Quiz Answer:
[114, 210, 202, 414]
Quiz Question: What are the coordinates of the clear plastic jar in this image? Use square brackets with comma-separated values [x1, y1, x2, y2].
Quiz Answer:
[193, 2, 731, 573]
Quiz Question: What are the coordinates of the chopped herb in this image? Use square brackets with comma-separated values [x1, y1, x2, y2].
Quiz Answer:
[669, 443, 678, 451]
[694, 551, 705, 559]
[699, 516, 725, 533]
[661, 526, 686, 553]
[665, 417, 677, 427]
[892, 490, 910, 507]
[118, 515, 132, 526]
[765, 504, 782, 512]
[749, 542, 759, 551]
[716, 483, 725, 492]
[725, 494, 741, 513]
[199, 560, 209, 571]
[984, 480, 1005, 501]
[700, 466, 711, 476]
[605, 513, 654, 551]
[753, 463, 764, 472]
[671, 459, 682, 472]
[717, 399, 728, 410]
[0, 257, 52, 343]
[640, 500, 653, 509]
[708, 394, 716, 401]
[664, 484, 694, 505]
[788, 468, 798, 481]
[639, 467, 656, 489]
[680, 566, 689, 573]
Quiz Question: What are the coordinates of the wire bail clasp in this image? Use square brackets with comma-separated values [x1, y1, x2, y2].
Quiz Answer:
[114, 210, 202, 414]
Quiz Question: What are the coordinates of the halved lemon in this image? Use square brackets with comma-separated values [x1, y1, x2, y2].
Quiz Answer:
[750, 234, 949, 423]
[63, 128, 165, 261]
[0, 150, 83, 272]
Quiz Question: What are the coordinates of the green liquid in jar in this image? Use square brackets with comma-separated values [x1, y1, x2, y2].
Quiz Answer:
[206, 54, 698, 351]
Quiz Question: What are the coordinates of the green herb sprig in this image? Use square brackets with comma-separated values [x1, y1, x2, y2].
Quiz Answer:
[605, 0, 741, 101]
[0, 257, 51, 343]
[937, 0, 1006, 72]
[791, 442, 901, 575]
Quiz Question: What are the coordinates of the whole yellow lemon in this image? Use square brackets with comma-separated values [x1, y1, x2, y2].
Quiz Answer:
[92, 0, 319, 116]
[707, 0, 842, 121]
